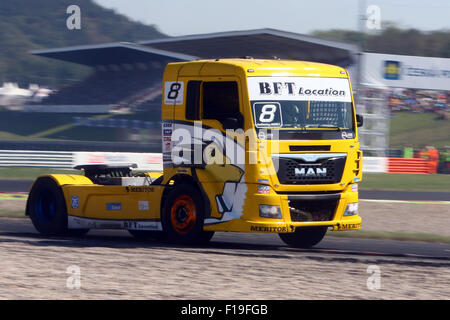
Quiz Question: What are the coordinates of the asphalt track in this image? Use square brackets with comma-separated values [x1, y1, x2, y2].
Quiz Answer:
[1, 179, 449, 260]
[1, 217, 449, 260]
[1, 179, 449, 201]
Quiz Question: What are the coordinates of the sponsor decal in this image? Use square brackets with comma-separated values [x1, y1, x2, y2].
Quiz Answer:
[383, 60, 401, 80]
[106, 203, 122, 211]
[257, 179, 269, 183]
[71, 196, 79, 209]
[248, 77, 352, 102]
[257, 186, 270, 194]
[67, 216, 162, 230]
[338, 222, 361, 230]
[295, 167, 327, 176]
[138, 201, 149, 211]
[341, 131, 354, 139]
[125, 186, 154, 193]
[351, 184, 358, 192]
[250, 225, 288, 233]
[163, 129, 172, 135]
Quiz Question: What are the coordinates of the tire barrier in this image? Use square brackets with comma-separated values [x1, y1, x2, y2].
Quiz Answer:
[387, 157, 433, 174]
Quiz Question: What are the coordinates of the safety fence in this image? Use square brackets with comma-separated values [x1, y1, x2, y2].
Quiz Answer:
[0, 150, 73, 168]
[0, 150, 162, 171]
[0, 150, 441, 174]
[387, 157, 434, 174]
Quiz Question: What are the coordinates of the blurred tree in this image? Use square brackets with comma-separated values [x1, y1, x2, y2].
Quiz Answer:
[312, 24, 450, 58]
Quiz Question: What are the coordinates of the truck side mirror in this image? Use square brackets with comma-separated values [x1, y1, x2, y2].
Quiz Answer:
[222, 114, 244, 130]
[356, 114, 363, 127]
[222, 117, 241, 130]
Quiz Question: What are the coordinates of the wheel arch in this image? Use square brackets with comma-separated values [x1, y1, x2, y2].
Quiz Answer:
[160, 173, 211, 219]
[25, 174, 93, 216]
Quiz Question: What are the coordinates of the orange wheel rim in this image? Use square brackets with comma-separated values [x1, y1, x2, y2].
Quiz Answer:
[170, 195, 197, 235]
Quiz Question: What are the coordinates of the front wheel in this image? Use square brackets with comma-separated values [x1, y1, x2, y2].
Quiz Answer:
[279, 227, 328, 248]
[162, 184, 214, 245]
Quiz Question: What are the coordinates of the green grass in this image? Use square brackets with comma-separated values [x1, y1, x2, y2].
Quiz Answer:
[329, 230, 450, 244]
[390, 113, 450, 148]
[0, 167, 79, 180]
[0, 210, 25, 218]
[360, 173, 450, 191]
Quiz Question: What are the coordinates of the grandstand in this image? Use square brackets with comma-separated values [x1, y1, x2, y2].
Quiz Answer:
[29, 29, 359, 114]
[5, 29, 359, 147]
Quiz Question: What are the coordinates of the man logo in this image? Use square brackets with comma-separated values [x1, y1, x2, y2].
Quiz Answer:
[384, 60, 401, 80]
[295, 167, 327, 176]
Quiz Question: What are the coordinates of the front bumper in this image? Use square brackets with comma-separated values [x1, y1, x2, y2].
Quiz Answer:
[203, 184, 361, 233]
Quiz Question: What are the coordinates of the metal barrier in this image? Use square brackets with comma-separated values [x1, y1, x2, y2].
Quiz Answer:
[0, 151, 437, 174]
[0, 150, 74, 168]
[0, 150, 163, 171]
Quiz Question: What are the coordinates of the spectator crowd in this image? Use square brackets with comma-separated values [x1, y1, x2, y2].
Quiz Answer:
[402, 145, 450, 174]
[387, 88, 449, 119]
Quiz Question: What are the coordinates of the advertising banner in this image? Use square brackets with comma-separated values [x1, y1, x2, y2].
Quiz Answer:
[362, 53, 450, 90]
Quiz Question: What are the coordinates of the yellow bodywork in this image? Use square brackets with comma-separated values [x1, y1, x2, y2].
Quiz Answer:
[37, 59, 362, 234]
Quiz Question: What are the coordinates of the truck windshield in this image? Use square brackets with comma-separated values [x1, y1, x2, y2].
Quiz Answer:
[247, 76, 354, 132]
[251, 100, 354, 131]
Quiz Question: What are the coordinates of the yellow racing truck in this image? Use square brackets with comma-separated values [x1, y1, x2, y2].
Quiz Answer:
[26, 58, 363, 248]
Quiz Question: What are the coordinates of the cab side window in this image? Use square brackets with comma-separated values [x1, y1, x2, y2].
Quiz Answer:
[202, 81, 240, 121]
[185, 81, 201, 120]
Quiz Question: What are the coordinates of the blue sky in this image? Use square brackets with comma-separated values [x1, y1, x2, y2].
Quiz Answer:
[94, 0, 450, 36]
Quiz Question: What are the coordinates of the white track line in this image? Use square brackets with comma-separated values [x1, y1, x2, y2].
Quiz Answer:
[360, 199, 450, 205]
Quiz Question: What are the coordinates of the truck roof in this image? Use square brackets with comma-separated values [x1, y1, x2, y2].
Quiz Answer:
[166, 58, 349, 78]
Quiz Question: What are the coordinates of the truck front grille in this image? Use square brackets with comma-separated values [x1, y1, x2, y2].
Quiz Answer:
[274, 154, 346, 185]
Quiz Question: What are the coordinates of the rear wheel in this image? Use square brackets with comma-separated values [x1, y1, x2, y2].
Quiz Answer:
[162, 184, 214, 245]
[28, 177, 68, 236]
[279, 227, 327, 248]
[28, 177, 89, 236]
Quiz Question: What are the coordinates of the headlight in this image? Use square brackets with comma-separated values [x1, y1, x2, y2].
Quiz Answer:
[343, 202, 358, 216]
[259, 205, 282, 219]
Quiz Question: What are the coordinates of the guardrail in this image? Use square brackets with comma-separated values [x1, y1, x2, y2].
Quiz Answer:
[0, 150, 73, 168]
[0, 150, 163, 171]
[0, 151, 438, 174]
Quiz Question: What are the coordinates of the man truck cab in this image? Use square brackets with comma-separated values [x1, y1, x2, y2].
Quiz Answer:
[27, 59, 363, 248]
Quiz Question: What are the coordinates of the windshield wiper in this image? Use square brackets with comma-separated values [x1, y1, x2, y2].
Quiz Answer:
[305, 124, 343, 131]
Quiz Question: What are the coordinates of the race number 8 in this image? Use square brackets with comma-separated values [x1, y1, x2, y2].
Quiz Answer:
[253, 102, 282, 128]
[164, 81, 184, 105]
[167, 83, 181, 99]
[259, 104, 277, 123]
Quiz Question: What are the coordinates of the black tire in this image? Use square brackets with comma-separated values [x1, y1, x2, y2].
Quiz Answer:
[161, 184, 214, 245]
[28, 177, 89, 237]
[279, 227, 328, 248]
[28, 177, 69, 236]
[128, 230, 164, 241]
